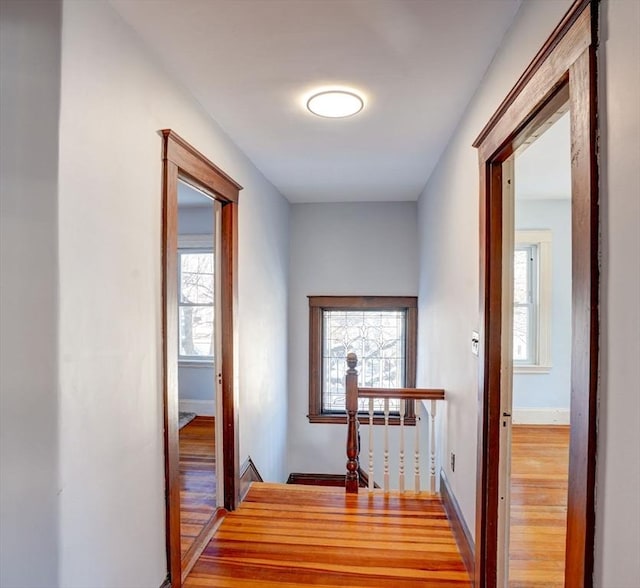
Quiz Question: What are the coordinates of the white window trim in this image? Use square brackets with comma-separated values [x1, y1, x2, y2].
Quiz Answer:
[179, 359, 214, 368]
[514, 229, 552, 374]
[179, 233, 212, 249]
[178, 233, 215, 366]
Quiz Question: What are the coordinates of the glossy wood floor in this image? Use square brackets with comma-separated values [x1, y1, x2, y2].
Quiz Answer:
[509, 424, 570, 587]
[185, 483, 470, 587]
[180, 416, 217, 557]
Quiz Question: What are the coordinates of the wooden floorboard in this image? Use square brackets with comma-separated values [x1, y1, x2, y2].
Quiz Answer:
[186, 483, 470, 587]
[509, 424, 569, 587]
[180, 416, 217, 558]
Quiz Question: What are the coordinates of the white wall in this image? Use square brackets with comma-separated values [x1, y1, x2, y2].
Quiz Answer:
[513, 198, 571, 413]
[287, 202, 419, 476]
[178, 205, 214, 236]
[56, 2, 289, 586]
[417, 0, 640, 584]
[236, 155, 290, 484]
[595, 0, 640, 584]
[416, 0, 575, 541]
[0, 2, 61, 586]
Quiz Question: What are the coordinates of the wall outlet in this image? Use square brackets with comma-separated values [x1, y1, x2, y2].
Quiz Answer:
[450, 452, 456, 472]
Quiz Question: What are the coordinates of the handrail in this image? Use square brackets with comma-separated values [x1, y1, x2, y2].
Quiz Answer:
[358, 388, 445, 400]
[345, 352, 445, 494]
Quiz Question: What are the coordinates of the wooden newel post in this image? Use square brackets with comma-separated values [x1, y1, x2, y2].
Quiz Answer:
[345, 352, 360, 493]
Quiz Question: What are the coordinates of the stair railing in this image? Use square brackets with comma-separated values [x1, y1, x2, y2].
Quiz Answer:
[345, 352, 445, 494]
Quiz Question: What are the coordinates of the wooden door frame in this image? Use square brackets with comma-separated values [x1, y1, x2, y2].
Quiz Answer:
[161, 130, 242, 588]
[473, 1, 598, 586]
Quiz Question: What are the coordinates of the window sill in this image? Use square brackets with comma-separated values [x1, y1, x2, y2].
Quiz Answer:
[178, 359, 215, 368]
[514, 364, 552, 374]
[308, 414, 416, 426]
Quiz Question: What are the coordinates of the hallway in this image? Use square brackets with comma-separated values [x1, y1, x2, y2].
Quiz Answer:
[3, 1, 639, 586]
[185, 483, 470, 587]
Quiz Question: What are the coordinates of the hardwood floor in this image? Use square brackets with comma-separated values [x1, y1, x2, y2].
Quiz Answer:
[509, 424, 570, 587]
[180, 426, 567, 586]
[185, 482, 470, 587]
[180, 416, 217, 558]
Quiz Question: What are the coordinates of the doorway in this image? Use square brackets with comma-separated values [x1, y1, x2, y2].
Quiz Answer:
[176, 180, 222, 572]
[473, 2, 598, 587]
[162, 130, 241, 588]
[499, 110, 573, 586]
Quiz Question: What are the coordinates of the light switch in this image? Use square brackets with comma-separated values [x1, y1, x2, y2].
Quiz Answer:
[471, 331, 479, 356]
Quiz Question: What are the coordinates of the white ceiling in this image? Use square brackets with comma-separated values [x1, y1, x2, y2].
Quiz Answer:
[516, 112, 571, 200]
[111, 0, 522, 203]
[178, 179, 215, 208]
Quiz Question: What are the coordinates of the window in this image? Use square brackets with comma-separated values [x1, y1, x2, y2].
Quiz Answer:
[308, 296, 417, 424]
[513, 244, 537, 363]
[178, 235, 214, 363]
[513, 230, 552, 373]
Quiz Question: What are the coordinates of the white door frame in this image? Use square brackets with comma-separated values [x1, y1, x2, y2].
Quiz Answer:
[496, 156, 515, 587]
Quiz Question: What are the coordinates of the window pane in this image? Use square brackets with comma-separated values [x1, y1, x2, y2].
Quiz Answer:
[180, 253, 214, 304]
[179, 306, 214, 357]
[322, 310, 405, 413]
[513, 305, 530, 361]
[514, 249, 530, 304]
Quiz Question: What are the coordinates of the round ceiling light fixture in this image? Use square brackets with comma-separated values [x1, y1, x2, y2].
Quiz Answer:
[306, 90, 364, 118]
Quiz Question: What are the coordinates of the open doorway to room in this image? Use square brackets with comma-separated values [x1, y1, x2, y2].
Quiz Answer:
[474, 2, 598, 587]
[176, 180, 221, 567]
[500, 110, 573, 586]
[162, 130, 241, 588]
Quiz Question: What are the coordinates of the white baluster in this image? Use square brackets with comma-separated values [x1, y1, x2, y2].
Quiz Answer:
[430, 399, 437, 493]
[399, 399, 405, 493]
[368, 398, 374, 491]
[383, 398, 390, 493]
[414, 409, 420, 493]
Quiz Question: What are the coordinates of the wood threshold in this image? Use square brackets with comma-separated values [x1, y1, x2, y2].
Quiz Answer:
[181, 508, 226, 584]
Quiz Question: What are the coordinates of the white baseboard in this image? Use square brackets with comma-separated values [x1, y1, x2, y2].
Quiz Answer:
[179, 399, 215, 417]
[513, 408, 570, 425]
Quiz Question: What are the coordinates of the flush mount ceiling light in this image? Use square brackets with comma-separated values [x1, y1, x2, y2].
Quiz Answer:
[306, 90, 364, 118]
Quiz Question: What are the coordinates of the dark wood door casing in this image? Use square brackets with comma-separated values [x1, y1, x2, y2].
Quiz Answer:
[161, 130, 242, 588]
[473, 1, 599, 586]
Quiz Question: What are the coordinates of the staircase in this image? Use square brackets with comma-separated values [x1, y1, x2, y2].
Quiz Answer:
[183, 356, 462, 586]
[344, 352, 445, 494]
